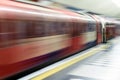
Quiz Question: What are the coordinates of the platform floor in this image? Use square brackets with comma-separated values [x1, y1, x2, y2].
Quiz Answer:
[19, 37, 120, 80]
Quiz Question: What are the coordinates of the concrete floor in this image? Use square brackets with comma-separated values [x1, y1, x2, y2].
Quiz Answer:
[44, 37, 120, 80]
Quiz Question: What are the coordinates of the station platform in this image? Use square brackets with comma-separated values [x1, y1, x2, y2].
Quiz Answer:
[18, 37, 120, 80]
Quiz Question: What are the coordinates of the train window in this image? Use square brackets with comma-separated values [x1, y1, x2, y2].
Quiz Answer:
[44, 21, 69, 36]
[34, 21, 45, 37]
[26, 21, 34, 38]
[15, 20, 27, 39]
[49, 22, 58, 35]
[65, 22, 70, 34]
[54, 22, 62, 34]
[0, 20, 17, 33]
[53, 22, 61, 35]
[78, 22, 85, 34]
[0, 20, 25, 47]
[44, 21, 56, 36]
[87, 21, 96, 32]
[0, 20, 20, 41]
[60, 22, 68, 34]
[0, 18, 71, 47]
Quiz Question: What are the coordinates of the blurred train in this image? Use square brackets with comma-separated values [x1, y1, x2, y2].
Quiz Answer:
[0, 0, 120, 79]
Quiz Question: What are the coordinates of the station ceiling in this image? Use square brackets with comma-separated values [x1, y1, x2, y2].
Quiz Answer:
[52, 0, 120, 18]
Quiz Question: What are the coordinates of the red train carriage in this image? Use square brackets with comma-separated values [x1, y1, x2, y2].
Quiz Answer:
[0, 1, 72, 79]
[105, 19, 116, 40]
[0, 0, 99, 79]
[111, 19, 120, 37]
[106, 23, 116, 40]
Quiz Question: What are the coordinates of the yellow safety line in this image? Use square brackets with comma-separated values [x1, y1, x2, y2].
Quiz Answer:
[31, 45, 108, 80]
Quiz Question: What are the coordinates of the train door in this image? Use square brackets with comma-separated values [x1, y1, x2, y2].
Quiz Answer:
[71, 21, 80, 52]
[84, 21, 97, 48]
[78, 20, 86, 50]
[89, 15, 103, 44]
[69, 19, 85, 53]
[97, 22, 103, 44]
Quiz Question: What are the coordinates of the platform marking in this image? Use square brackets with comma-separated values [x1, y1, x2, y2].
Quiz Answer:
[31, 45, 108, 80]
